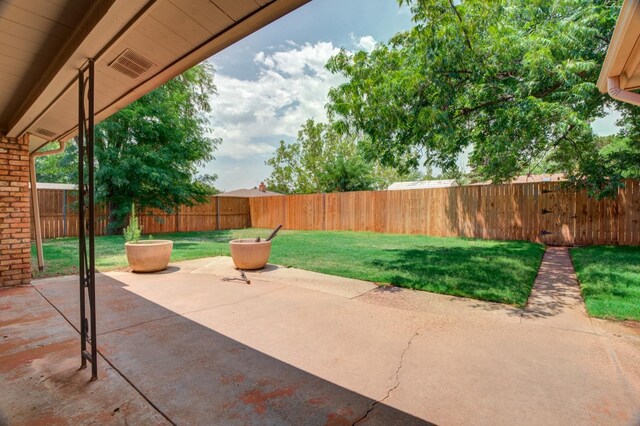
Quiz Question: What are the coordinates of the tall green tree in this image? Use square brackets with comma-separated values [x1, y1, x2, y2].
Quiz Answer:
[35, 142, 77, 184]
[265, 119, 422, 194]
[608, 104, 640, 179]
[96, 63, 219, 232]
[319, 154, 376, 192]
[36, 63, 220, 232]
[326, 0, 623, 197]
[266, 119, 356, 194]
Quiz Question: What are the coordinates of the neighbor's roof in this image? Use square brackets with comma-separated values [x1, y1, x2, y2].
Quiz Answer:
[597, 0, 640, 93]
[470, 174, 566, 186]
[29, 183, 78, 190]
[0, 0, 309, 153]
[388, 179, 458, 190]
[218, 188, 283, 198]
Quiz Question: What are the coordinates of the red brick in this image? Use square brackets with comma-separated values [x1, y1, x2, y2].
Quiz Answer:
[3, 154, 22, 161]
[10, 242, 32, 248]
[10, 234, 31, 240]
[2, 258, 25, 265]
[0, 196, 26, 202]
[2, 218, 22, 224]
[2, 249, 23, 255]
[1, 135, 31, 287]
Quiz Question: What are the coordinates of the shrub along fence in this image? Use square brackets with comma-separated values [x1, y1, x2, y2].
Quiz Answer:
[31, 190, 250, 240]
[249, 180, 640, 246]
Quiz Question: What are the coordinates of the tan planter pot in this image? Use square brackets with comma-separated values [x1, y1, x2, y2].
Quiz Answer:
[125, 240, 173, 273]
[229, 239, 272, 270]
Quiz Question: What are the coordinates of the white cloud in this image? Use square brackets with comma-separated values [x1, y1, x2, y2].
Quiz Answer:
[356, 35, 377, 52]
[208, 41, 347, 160]
[349, 33, 377, 52]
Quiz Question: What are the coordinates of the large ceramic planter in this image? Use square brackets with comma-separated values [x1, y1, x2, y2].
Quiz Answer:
[125, 240, 173, 272]
[229, 239, 272, 270]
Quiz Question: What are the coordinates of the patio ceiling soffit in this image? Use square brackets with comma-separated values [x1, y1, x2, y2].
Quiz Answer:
[0, 0, 309, 153]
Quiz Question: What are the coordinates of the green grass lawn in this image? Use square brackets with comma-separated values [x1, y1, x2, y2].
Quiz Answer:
[32, 229, 544, 307]
[570, 246, 640, 322]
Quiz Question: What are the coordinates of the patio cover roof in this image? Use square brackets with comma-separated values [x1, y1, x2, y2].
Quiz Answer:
[597, 0, 640, 102]
[0, 0, 309, 153]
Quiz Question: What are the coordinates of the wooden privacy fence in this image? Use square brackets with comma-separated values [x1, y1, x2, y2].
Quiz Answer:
[250, 180, 640, 246]
[138, 196, 250, 234]
[31, 190, 251, 240]
[32, 189, 108, 239]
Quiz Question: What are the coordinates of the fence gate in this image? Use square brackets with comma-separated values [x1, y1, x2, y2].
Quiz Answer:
[538, 183, 576, 246]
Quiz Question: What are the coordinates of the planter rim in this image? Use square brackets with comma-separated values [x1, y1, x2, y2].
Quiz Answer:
[125, 240, 173, 247]
[229, 238, 272, 245]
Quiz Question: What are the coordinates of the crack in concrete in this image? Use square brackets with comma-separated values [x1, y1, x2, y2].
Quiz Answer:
[602, 342, 640, 408]
[352, 330, 419, 425]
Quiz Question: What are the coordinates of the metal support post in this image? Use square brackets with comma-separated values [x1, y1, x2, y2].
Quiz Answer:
[78, 60, 98, 381]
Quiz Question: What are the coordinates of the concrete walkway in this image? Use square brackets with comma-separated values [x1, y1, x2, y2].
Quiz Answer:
[522, 247, 594, 332]
[1, 256, 639, 425]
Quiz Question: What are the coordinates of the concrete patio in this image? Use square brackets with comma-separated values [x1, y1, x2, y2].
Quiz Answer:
[1, 255, 639, 425]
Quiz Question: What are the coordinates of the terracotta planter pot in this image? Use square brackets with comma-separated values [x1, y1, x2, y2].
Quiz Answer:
[125, 240, 173, 272]
[229, 239, 272, 270]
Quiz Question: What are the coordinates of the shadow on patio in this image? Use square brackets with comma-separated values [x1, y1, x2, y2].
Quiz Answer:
[2, 270, 432, 425]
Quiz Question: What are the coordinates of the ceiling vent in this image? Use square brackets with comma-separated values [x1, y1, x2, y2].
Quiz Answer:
[109, 49, 156, 79]
[35, 127, 57, 138]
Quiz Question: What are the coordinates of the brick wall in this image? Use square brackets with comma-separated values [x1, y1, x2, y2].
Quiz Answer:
[0, 135, 31, 286]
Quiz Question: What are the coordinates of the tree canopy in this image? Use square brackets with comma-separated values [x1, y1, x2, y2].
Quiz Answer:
[265, 119, 422, 194]
[326, 0, 629, 197]
[609, 104, 640, 179]
[36, 142, 78, 184]
[37, 63, 220, 232]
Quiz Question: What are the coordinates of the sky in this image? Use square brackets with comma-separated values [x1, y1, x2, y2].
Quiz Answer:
[201, 0, 620, 191]
[200, 0, 414, 191]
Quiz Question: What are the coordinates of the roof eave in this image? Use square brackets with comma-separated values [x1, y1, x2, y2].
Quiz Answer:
[597, 0, 640, 93]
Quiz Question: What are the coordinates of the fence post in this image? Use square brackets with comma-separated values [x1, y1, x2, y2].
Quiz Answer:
[176, 210, 179, 233]
[216, 197, 220, 230]
[62, 189, 67, 237]
[283, 196, 287, 228]
[323, 193, 326, 230]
